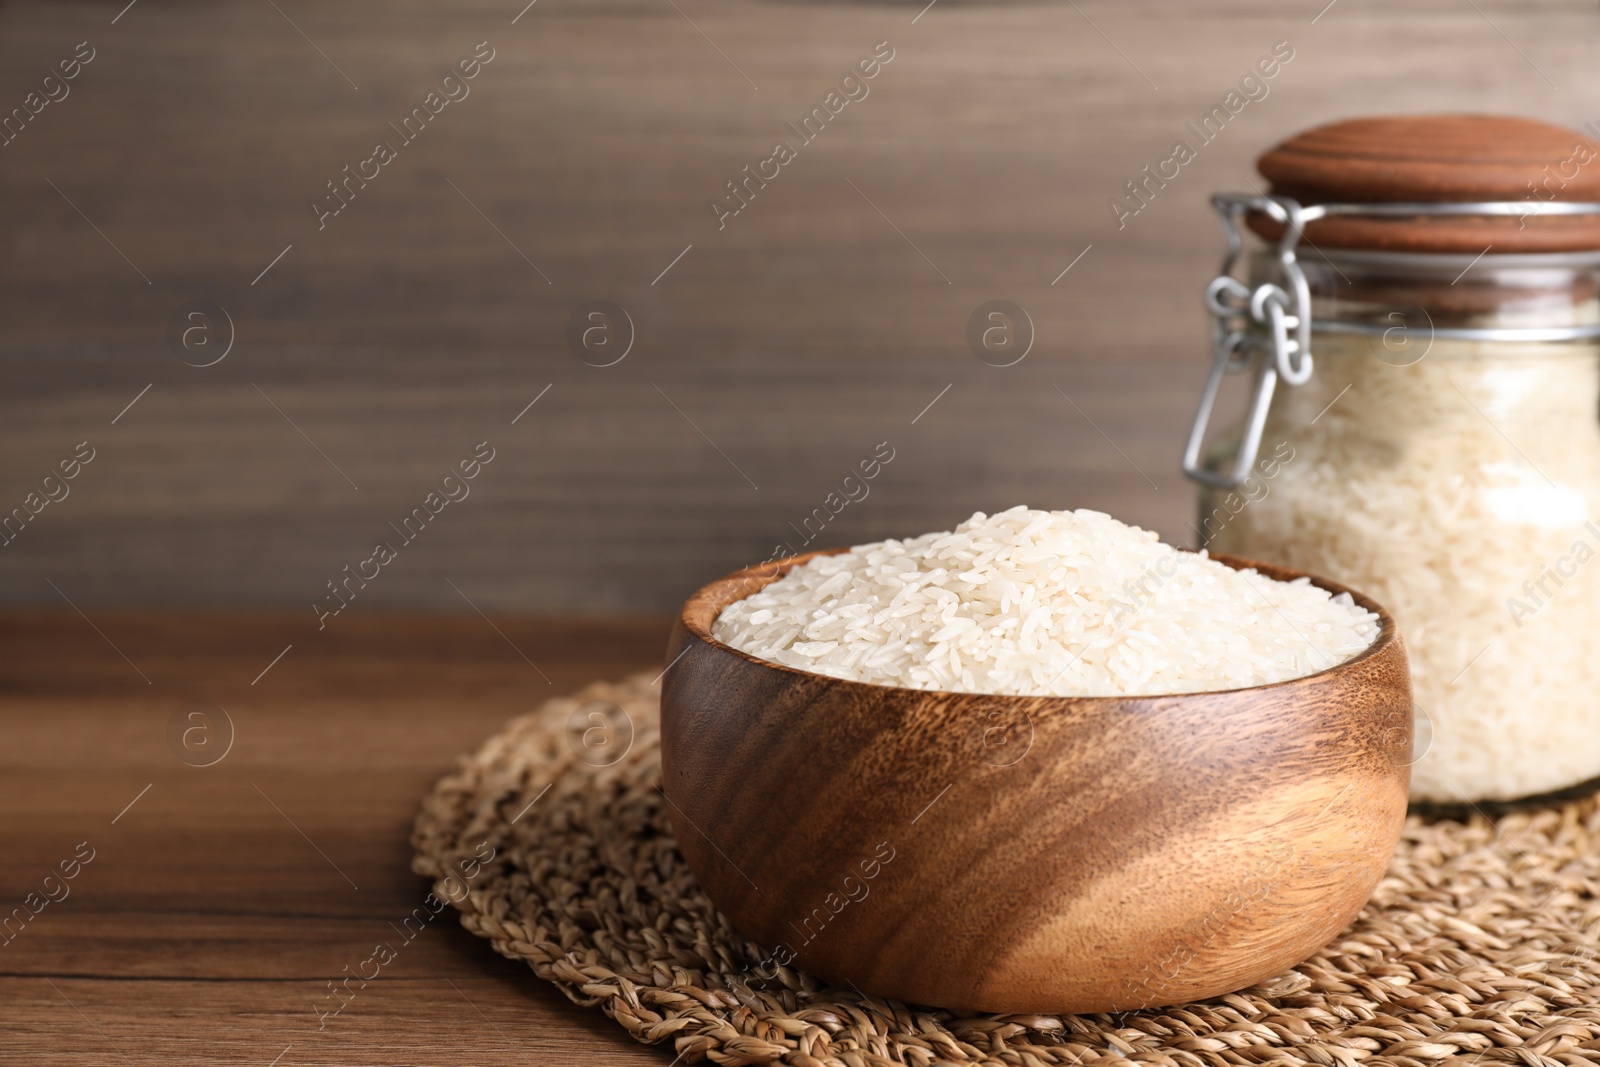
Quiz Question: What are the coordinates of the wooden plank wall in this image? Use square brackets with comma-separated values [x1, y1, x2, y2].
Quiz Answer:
[1, 0, 1596, 613]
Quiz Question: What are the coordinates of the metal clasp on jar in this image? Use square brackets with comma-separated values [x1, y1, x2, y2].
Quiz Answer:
[1182, 194, 1313, 491]
[1182, 196, 1600, 490]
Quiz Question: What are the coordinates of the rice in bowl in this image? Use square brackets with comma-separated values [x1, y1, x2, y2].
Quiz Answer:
[713, 506, 1380, 697]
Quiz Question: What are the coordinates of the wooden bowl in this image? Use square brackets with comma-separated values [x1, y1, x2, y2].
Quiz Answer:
[660, 550, 1412, 1014]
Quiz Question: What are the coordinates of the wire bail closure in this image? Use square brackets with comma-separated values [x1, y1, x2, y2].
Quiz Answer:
[1183, 194, 1313, 491]
[1182, 196, 1600, 490]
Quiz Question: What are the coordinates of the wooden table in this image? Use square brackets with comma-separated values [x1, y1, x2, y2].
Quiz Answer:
[0, 610, 675, 1065]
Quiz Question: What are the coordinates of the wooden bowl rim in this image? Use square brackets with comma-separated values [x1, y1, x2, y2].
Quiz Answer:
[678, 546, 1402, 706]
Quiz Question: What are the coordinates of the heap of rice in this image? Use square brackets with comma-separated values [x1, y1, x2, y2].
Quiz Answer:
[713, 506, 1378, 697]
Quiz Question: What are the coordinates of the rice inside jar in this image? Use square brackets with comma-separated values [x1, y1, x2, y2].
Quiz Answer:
[1187, 115, 1600, 803]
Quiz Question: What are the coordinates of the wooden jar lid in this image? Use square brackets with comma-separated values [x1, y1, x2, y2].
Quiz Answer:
[1247, 114, 1600, 253]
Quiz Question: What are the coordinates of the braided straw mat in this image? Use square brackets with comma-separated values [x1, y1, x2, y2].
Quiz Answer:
[412, 674, 1600, 1067]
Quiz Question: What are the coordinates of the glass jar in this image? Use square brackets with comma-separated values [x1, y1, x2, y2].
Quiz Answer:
[1186, 188, 1600, 804]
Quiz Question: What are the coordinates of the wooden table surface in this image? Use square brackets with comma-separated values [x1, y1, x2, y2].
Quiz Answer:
[0, 609, 676, 1065]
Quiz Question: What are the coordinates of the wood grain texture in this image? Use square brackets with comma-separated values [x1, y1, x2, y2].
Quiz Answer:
[0, 609, 673, 1065]
[1251, 114, 1600, 251]
[3, 1, 1600, 612]
[660, 550, 1412, 1014]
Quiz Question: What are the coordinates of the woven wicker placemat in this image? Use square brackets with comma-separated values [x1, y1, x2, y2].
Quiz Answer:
[412, 674, 1600, 1067]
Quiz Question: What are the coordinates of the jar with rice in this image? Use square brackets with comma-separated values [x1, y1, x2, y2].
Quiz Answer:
[1185, 115, 1600, 803]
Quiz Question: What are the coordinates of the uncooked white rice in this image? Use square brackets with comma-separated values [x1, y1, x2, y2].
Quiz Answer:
[713, 506, 1378, 697]
[1209, 319, 1600, 802]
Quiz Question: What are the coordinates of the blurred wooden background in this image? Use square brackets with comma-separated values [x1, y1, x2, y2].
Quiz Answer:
[2, 0, 1598, 614]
